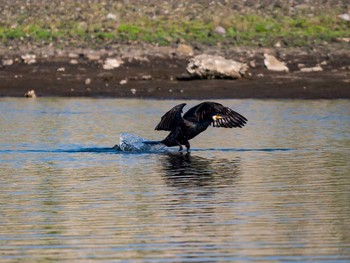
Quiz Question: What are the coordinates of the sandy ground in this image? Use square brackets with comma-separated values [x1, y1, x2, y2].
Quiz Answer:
[0, 45, 349, 99]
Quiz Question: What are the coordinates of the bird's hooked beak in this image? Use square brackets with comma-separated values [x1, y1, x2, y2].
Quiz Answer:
[212, 115, 223, 121]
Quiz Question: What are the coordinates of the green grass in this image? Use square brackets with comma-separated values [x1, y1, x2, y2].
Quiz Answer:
[0, 12, 348, 47]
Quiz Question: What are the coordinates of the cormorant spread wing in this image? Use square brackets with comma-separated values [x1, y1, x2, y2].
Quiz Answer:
[183, 101, 247, 128]
[155, 103, 186, 131]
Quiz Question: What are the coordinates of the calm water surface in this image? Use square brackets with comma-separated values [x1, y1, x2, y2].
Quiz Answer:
[0, 98, 349, 262]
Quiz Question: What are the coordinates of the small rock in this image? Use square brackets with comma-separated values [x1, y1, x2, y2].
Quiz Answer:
[249, 60, 256, 68]
[320, 61, 327, 66]
[57, 67, 65, 72]
[21, 54, 36, 65]
[297, 63, 306, 68]
[213, 26, 226, 35]
[24, 90, 36, 98]
[78, 22, 88, 31]
[107, 13, 118, 20]
[300, 66, 323, 72]
[68, 52, 79, 58]
[142, 75, 152, 80]
[85, 78, 91, 85]
[120, 79, 127, 85]
[103, 58, 124, 70]
[86, 53, 101, 61]
[70, 59, 79, 65]
[340, 66, 350, 70]
[338, 13, 350, 22]
[336, 37, 350, 43]
[274, 41, 282, 48]
[2, 59, 13, 66]
[264, 53, 289, 72]
[132, 56, 150, 62]
[177, 44, 194, 57]
[130, 88, 136, 94]
[257, 73, 264, 78]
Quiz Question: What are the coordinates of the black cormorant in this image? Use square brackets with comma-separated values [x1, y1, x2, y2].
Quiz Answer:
[153, 101, 247, 151]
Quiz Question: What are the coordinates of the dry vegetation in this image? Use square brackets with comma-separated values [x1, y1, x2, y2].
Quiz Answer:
[0, 0, 349, 49]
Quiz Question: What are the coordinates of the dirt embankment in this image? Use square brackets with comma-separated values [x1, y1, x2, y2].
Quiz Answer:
[0, 1, 349, 99]
[0, 44, 349, 99]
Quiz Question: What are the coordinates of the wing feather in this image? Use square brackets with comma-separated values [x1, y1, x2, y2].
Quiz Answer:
[183, 101, 247, 128]
[155, 103, 186, 131]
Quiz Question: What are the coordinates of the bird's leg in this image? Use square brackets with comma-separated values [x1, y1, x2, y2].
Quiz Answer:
[185, 141, 191, 152]
[174, 139, 183, 151]
[169, 127, 183, 151]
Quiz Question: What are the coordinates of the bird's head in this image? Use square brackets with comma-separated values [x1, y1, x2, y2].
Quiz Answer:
[212, 115, 223, 121]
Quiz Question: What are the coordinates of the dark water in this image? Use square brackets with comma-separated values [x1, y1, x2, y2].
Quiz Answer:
[0, 98, 350, 262]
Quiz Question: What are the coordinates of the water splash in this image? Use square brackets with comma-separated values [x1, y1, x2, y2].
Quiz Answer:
[118, 132, 167, 152]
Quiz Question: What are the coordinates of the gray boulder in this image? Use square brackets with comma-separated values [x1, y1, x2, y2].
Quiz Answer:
[186, 54, 249, 79]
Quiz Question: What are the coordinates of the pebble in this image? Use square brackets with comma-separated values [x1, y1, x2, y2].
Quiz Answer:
[338, 13, 350, 22]
[70, 59, 79, 65]
[2, 59, 13, 66]
[249, 60, 256, 68]
[177, 44, 194, 57]
[107, 13, 118, 20]
[336, 38, 350, 43]
[21, 54, 36, 65]
[274, 41, 282, 48]
[86, 53, 101, 61]
[24, 90, 36, 98]
[120, 79, 127, 85]
[85, 78, 91, 85]
[300, 66, 323, 72]
[213, 26, 226, 35]
[142, 75, 152, 80]
[130, 88, 136, 94]
[264, 53, 289, 72]
[103, 58, 124, 70]
[68, 52, 79, 58]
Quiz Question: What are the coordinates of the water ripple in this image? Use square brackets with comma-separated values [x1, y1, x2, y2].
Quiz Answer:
[1, 98, 350, 262]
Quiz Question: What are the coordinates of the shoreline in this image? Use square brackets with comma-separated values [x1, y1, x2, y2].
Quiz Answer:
[1, 44, 349, 100]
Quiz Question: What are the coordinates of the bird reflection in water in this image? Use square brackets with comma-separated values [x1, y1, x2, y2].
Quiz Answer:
[160, 152, 241, 188]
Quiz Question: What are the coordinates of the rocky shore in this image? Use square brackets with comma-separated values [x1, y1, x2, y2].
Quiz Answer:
[0, 1, 349, 99]
[0, 43, 349, 99]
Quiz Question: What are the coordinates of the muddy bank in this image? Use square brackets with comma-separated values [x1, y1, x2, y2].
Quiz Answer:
[0, 45, 349, 99]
